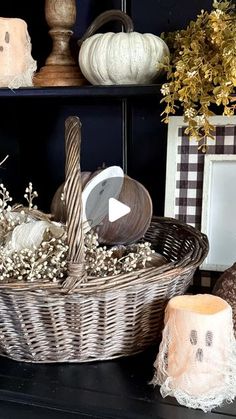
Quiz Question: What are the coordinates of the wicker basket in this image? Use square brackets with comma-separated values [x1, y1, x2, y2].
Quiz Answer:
[0, 117, 208, 363]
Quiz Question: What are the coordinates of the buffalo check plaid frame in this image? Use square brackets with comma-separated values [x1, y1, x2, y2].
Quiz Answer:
[165, 116, 236, 229]
[164, 116, 236, 289]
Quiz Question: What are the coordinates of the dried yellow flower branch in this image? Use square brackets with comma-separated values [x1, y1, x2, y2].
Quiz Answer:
[161, 0, 236, 150]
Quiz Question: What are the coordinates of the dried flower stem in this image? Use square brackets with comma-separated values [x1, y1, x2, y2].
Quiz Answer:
[24, 182, 38, 209]
[0, 155, 9, 167]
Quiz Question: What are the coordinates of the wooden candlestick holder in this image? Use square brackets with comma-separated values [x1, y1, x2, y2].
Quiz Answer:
[34, 0, 86, 87]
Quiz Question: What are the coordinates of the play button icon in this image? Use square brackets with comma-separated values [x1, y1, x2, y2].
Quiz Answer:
[108, 198, 131, 223]
[82, 166, 124, 231]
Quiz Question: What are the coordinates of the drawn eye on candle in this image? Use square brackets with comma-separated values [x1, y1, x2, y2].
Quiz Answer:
[5, 32, 10, 44]
[205, 330, 213, 347]
[190, 329, 197, 345]
[0, 32, 10, 52]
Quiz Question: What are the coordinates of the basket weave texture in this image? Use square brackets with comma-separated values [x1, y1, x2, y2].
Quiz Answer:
[0, 117, 208, 363]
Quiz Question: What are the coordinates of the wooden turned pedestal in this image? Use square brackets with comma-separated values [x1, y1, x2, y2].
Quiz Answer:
[34, 64, 86, 87]
[34, 0, 87, 87]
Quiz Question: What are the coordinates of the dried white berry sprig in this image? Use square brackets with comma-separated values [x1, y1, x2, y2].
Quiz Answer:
[0, 183, 13, 217]
[84, 231, 154, 277]
[0, 227, 154, 283]
[0, 182, 156, 283]
[24, 182, 38, 210]
[0, 182, 41, 244]
[0, 232, 68, 283]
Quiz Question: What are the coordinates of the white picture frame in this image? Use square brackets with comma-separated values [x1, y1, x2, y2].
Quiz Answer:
[164, 115, 236, 230]
[201, 154, 236, 272]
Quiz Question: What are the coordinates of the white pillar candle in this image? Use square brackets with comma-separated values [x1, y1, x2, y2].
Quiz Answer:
[0, 18, 36, 88]
[152, 294, 236, 412]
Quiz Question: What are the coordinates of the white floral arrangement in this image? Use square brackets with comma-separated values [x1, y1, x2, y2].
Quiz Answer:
[0, 183, 155, 284]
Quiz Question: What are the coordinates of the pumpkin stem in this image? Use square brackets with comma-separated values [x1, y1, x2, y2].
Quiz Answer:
[77, 9, 134, 47]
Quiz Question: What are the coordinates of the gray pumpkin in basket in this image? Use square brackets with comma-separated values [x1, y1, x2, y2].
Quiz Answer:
[213, 262, 236, 332]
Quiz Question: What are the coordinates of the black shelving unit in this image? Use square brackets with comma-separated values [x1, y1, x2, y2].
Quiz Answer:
[0, 85, 162, 98]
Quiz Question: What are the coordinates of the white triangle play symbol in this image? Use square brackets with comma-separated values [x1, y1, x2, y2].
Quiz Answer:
[108, 198, 131, 223]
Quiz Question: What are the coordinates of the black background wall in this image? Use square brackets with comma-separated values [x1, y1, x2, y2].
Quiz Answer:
[0, 0, 213, 213]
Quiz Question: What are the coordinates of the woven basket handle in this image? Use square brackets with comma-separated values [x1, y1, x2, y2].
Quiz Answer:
[62, 116, 86, 291]
[77, 10, 134, 47]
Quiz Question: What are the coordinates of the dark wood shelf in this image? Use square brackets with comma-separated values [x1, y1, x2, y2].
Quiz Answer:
[0, 347, 234, 419]
[0, 84, 162, 99]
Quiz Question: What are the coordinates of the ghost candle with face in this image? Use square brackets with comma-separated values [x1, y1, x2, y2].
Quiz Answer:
[0, 18, 36, 88]
[152, 294, 236, 412]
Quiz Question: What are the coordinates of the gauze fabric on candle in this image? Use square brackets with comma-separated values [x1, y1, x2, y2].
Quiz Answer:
[0, 18, 36, 88]
[152, 294, 236, 412]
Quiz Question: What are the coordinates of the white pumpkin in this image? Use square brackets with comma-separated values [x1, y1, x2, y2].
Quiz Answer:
[79, 31, 169, 85]
[5, 220, 65, 254]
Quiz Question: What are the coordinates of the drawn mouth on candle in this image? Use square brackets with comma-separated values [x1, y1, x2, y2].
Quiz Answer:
[196, 348, 203, 362]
